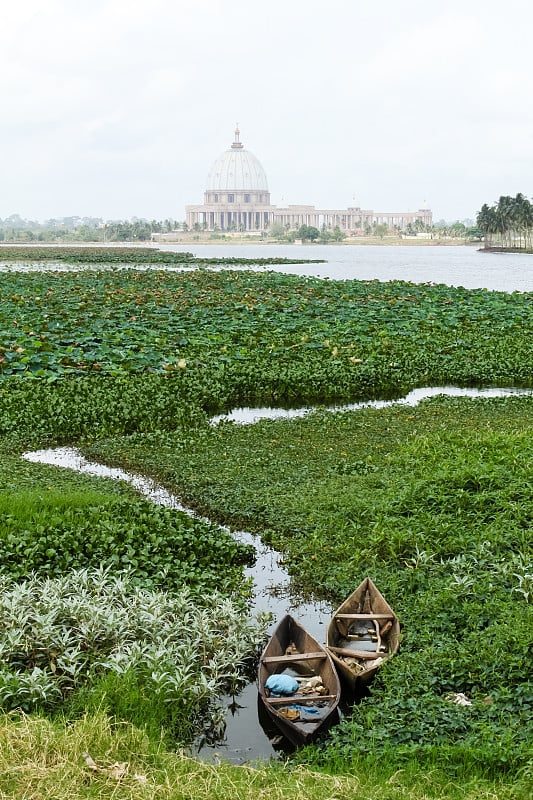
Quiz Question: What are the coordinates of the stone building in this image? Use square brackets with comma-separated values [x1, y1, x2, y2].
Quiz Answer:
[185, 128, 432, 234]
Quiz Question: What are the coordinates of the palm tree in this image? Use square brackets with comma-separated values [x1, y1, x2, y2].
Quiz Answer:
[477, 194, 533, 251]
[514, 193, 533, 250]
[477, 204, 497, 248]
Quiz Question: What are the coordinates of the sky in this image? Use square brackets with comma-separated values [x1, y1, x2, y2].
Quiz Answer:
[2, 0, 532, 224]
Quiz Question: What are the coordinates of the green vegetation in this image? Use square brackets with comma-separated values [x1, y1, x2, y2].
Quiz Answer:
[86, 396, 533, 781]
[0, 569, 266, 742]
[0, 215, 181, 243]
[1, 711, 530, 800]
[0, 244, 322, 266]
[1, 268, 533, 392]
[0, 253, 531, 798]
[477, 193, 533, 251]
[0, 490, 253, 590]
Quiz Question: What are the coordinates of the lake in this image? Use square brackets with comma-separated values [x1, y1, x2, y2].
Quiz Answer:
[160, 243, 533, 292]
[13, 243, 533, 763]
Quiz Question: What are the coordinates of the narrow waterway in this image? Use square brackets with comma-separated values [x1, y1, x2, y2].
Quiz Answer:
[22, 446, 332, 763]
[22, 384, 533, 763]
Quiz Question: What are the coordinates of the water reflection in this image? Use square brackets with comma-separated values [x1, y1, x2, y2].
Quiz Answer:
[21, 384, 533, 763]
[211, 385, 533, 425]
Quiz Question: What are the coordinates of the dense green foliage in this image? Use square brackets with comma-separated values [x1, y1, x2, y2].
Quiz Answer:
[0, 490, 253, 590]
[87, 396, 533, 779]
[477, 193, 533, 250]
[0, 569, 267, 743]
[0, 268, 533, 397]
[0, 257, 531, 797]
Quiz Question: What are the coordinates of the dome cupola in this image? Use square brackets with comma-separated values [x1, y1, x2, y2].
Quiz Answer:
[206, 127, 269, 192]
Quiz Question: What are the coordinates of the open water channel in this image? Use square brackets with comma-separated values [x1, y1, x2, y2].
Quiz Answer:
[24, 385, 533, 763]
[16, 245, 533, 762]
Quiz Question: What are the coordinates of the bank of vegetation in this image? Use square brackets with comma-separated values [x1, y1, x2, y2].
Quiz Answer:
[0, 249, 531, 799]
[0, 214, 480, 245]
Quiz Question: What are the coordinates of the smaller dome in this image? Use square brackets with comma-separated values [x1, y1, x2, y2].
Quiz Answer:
[206, 128, 269, 192]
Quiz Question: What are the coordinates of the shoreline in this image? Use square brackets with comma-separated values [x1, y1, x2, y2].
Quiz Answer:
[0, 238, 476, 249]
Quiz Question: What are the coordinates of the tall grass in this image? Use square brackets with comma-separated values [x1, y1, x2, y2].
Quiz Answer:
[1, 710, 529, 800]
[0, 488, 115, 519]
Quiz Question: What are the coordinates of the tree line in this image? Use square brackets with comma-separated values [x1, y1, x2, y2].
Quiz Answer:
[477, 194, 533, 250]
[0, 215, 183, 243]
[0, 213, 482, 244]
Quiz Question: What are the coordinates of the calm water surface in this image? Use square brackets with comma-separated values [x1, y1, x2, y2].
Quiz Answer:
[15, 244, 533, 761]
[3, 243, 533, 293]
[160, 243, 533, 292]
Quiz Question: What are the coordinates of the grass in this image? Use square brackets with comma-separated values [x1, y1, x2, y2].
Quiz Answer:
[0, 262, 532, 797]
[0, 711, 529, 800]
[84, 395, 533, 781]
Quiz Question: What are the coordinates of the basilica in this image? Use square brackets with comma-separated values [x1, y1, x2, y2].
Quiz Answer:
[185, 128, 432, 235]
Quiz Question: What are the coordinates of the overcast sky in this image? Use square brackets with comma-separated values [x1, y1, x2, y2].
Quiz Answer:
[2, 0, 531, 223]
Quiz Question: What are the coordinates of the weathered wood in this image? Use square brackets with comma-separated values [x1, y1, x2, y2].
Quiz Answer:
[258, 614, 341, 746]
[334, 613, 394, 620]
[266, 694, 338, 705]
[326, 578, 400, 692]
[261, 651, 327, 664]
[328, 645, 386, 660]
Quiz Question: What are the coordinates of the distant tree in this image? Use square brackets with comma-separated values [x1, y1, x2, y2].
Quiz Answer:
[477, 193, 533, 250]
[449, 222, 466, 238]
[297, 225, 320, 241]
[465, 226, 482, 241]
[319, 225, 331, 243]
[268, 223, 286, 239]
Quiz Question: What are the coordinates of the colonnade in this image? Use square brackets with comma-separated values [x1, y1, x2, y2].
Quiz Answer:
[185, 203, 433, 233]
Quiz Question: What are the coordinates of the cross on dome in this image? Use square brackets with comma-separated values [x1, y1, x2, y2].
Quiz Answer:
[231, 124, 243, 149]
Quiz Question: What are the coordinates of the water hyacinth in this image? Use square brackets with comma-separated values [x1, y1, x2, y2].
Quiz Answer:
[0, 567, 270, 724]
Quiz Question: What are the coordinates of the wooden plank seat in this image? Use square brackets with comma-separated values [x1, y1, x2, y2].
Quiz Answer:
[261, 651, 327, 664]
[328, 645, 387, 660]
[266, 694, 338, 705]
[334, 613, 395, 620]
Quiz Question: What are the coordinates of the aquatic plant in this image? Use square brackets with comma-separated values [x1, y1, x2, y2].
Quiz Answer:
[0, 568, 269, 742]
[88, 395, 533, 777]
[0, 490, 254, 593]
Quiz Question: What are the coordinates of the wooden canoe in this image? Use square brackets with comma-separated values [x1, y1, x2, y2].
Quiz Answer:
[257, 614, 341, 747]
[326, 577, 400, 691]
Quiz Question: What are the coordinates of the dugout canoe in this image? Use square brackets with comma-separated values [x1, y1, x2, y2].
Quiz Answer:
[257, 614, 341, 747]
[326, 577, 400, 691]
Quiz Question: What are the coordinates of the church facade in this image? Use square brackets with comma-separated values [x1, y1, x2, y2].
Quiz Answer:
[185, 129, 432, 234]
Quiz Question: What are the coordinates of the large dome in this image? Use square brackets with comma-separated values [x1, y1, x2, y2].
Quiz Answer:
[206, 128, 269, 192]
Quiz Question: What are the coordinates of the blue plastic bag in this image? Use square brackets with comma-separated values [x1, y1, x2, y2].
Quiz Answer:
[265, 674, 299, 696]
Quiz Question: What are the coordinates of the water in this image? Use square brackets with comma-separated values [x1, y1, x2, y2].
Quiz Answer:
[22, 445, 332, 764]
[22, 385, 533, 763]
[211, 385, 532, 425]
[159, 243, 533, 292]
[3, 243, 533, 293]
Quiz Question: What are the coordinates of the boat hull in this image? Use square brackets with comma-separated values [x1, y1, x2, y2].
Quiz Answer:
[257, 615, 341, 747]
[326, 577, 400, 692]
